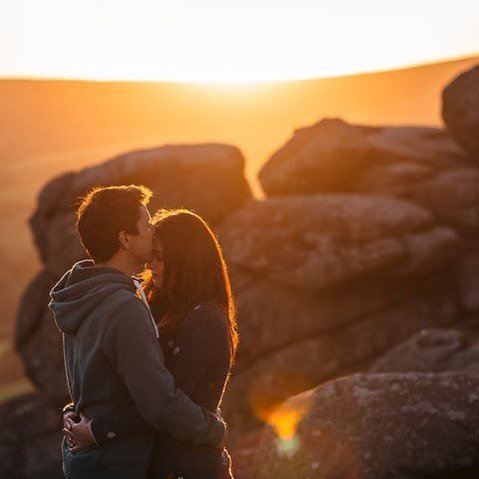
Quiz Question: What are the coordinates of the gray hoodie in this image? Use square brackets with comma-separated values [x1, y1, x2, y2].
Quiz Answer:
[50, 259, 225, 471]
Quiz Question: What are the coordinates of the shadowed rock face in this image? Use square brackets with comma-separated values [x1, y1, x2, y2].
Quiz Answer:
[15, 270, 68, 405]
[224, 273, 459, 443]
[219, 67, 479, 449]
[216, 191, 465, 443]
[443, 64, 479, 158]
[370, 322, 479, 375]
[258, 119, 479, 237]
[259, 119, 468, 195]
[0, 393, 63, 479]
[343, 248, 479, 439]
[258, 119, 375, 195]
[255, 373, 479, 479]
[456, 243, 479, 312]
[219, 195, 461, 290]
[356, 167, 479, 236]
[227, 70, 479, 459]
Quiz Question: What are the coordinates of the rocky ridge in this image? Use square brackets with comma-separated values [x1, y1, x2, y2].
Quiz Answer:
[3, 63, 479, 479]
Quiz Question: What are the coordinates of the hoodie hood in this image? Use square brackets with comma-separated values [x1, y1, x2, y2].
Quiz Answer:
[50, 259, 137, 334]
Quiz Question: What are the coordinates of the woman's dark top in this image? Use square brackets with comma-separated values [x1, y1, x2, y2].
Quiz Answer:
[91, 302, 233, 479]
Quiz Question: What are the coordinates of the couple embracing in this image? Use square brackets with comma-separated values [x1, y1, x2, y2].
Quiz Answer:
[49, 185, 238, 478]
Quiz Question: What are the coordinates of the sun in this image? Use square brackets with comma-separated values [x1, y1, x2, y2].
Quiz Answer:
[1, 0, 478, 83]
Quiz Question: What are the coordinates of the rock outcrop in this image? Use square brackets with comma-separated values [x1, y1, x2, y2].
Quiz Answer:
[15, 269, 68, 404]
[370, 325, 479, 374]
[0, 393, 62, 479]
[30, 143, 252, 276]
[255, 373, 479, 479]
[442, 64, 479, 158]
[223, 272, 459, 442]
[259, 120, 479, 236]
[7, 63, 479, 479]
[259, 121, 468, 194]
[219, 195, 460, 290]
[220, 119, 479, 442]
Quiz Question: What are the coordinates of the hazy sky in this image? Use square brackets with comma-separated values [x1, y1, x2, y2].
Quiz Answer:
[1, 0, 478, 82]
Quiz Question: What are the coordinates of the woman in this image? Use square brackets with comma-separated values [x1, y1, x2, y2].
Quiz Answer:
[64, 208, 238, 478]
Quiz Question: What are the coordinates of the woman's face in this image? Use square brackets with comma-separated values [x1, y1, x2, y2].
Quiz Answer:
[146, 239, 164, 289]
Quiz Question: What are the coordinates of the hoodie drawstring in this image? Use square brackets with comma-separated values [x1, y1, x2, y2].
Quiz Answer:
[132, 279, 159, 339]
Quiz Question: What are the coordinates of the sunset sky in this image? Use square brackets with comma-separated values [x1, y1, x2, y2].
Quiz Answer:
[1, 0, 478, 83]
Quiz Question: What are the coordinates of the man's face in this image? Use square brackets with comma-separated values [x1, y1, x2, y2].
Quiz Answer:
[128, 205, 154, 266]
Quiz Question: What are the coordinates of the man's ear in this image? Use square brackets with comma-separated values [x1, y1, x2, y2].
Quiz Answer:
[118, 230, 131, 250]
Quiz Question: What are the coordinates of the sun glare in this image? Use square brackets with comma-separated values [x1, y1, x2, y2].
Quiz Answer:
[1, 0, 478, 83]
[264, 389, 313, 457]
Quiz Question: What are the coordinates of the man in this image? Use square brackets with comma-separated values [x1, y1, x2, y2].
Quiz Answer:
[50, 185, 225, 478]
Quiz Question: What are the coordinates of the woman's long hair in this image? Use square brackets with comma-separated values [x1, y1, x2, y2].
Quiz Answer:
[143, 208, 238, 361]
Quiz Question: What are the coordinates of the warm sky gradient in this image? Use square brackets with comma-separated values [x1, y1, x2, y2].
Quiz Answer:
[1, 0, 478, 82]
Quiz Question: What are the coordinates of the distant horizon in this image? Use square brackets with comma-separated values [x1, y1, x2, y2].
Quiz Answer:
[1, 53, 478, 85]
[2, 0, 479, 83]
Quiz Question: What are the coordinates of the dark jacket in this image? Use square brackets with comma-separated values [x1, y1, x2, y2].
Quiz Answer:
[91, 303, 234, 478]
[50, 260, 225, 472]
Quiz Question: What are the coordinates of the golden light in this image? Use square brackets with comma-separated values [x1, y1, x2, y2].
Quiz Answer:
[1, 0, 478, 83]
[269, 407, 304, 440]
[268, 389, 312, 434]
[246, 371, 315, 455]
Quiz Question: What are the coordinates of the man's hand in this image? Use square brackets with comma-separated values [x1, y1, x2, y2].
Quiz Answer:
[63, 413, 95, 452]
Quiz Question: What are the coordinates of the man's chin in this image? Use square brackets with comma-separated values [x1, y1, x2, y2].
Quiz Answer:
[132, 255, 152, 273]
[140, 252, 154, 265]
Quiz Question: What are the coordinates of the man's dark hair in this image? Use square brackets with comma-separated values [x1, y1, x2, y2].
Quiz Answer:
[76, 185, 153, 263]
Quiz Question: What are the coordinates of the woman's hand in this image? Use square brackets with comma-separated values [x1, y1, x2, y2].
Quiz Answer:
[63, 413, 95, 452]
[62, 410, 78, 449]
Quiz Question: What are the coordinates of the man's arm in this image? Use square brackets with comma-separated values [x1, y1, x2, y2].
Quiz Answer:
[80, 306, 230, 446]
[62, 400, 143, 447]
[102, 297, 226, 446]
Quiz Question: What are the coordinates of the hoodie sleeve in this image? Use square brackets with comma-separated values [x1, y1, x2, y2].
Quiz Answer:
[101, 297, 226, 447]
